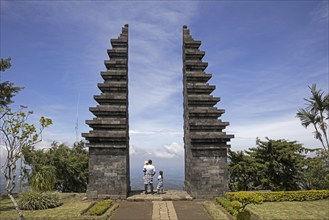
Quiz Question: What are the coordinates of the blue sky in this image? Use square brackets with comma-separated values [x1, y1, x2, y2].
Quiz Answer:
[1, 1, 328, 170]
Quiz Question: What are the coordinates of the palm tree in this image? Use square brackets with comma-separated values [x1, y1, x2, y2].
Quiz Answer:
[297, 84, 329, 153]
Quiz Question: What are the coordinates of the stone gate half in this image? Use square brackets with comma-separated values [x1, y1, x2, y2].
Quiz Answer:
[183, 26, 234, 198]
[82, 24, 130, 199]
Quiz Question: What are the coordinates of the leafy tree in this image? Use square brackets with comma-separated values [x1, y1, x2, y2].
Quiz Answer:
[20, 145, 56, 191]
[0, 57, 12, 71]
[0, 106, 52, 219]
[22, 141, 88, 192]
[297, 84, 329, 153]
[247, 138, 307, 191]
[303, 149, 329, 190]
[228, 138, 309, 191]
[30, 165, 56, 192]
[0, 57, 23, 108]
[228, 150, 263, 191]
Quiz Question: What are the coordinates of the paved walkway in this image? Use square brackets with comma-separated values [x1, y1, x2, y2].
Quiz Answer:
[111, 200, 212, 220]
[111, 190, 219, 220]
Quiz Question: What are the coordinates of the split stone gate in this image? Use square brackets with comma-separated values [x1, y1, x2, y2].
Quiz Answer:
[82, 24, 234, 199]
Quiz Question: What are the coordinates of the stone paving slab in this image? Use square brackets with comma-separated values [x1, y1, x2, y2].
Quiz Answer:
[152, 201, 178, 220]
[111, 201, 153, 220]
[173, 201, 213, 220]
[127, 190, 193, 202]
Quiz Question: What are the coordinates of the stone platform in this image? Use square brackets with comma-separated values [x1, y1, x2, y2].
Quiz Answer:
[127, 190, 193, 201]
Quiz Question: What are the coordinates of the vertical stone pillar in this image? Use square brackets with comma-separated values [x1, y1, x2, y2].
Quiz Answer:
[82, 24, 130, 199]
[183, 26, 234, 198]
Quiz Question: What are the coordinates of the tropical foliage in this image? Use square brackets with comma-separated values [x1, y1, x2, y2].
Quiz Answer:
[0, 57, 23, 108]
[22, 141, 89, 192]
[0, 106, 52, 219]
[18, 191, 61, 210]
[296, 84, 329, 152]
[303, 150, 329, 190]
[229, 138, 310, 191]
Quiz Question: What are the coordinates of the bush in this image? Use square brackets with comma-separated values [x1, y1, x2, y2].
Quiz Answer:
[216, 197, 253, 220]
[87, 200, 113, 216]
[216, 197, 236, 216]
[226, 190, 329, 202]
[257, 190, 329, 202]
[226, 191, 263, 208]
[18, 190, 61, 210]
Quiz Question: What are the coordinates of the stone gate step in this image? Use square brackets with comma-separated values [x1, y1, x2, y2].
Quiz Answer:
[127, 190, 193, 201]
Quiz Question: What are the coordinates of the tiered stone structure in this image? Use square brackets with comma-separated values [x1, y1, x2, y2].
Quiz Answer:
[183, 26, 234, 198]
[82, 24, 130, 199]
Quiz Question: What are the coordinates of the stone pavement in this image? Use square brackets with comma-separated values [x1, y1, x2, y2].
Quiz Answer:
[111, 190, 213, 220]
[152, 201, 178, 220]
[127, 190, 193, 201]
[111, 200, 212, 220]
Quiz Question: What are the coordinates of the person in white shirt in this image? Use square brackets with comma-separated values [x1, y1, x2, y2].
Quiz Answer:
[142, 161, 148, 190]
[143, 159, 156, 194]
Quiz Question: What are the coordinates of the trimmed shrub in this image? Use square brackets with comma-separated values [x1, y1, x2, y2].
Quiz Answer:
[87, 200, 113, 216]
[18, 190, 61, 210]
[217, 197, 253, 220]
[226, 190, 329, 202]
[226, 191, 263, 208]
[216, 197, 236, 216]
[258, 190, 329, 202]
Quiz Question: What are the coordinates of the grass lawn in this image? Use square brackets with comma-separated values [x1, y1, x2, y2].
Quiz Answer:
[0, 193, 104, 219]
[247, 199, 329, 220]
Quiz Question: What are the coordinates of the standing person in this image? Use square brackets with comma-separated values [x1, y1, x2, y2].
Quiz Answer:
[142, 161, 148, 191]
[157, 170, 164, 194]
[144, 159, 156, 194]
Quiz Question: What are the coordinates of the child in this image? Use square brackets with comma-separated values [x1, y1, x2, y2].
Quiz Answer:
[157, 170, 164, 194]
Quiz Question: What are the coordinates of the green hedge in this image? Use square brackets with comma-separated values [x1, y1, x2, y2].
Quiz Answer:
[216, 197, 236, 216]
[87, 200, 113, 216]
[226, 190, 329, 202]
[225, 191, 263, 206]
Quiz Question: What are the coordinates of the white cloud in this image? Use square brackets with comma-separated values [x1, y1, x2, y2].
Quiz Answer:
[153, 142, 183, 159]
[130, 129, 182, 136]
[230, 115, 323, 151]
[310, 1, 329, 24]
[34, 139, 55, 150]
[129, 144, 137, 155]
[0, 145, 7, 167]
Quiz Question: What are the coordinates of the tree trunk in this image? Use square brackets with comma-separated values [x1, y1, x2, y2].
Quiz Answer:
[7, 193, 24, 220]
[313, 123, 328, 153]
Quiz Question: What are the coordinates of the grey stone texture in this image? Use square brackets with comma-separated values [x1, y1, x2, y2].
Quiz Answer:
[82, 24, 130, 199]
[183, 26, 234, 199]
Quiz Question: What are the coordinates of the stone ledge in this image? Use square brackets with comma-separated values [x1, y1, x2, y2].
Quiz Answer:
[127, 190, 193, 202]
